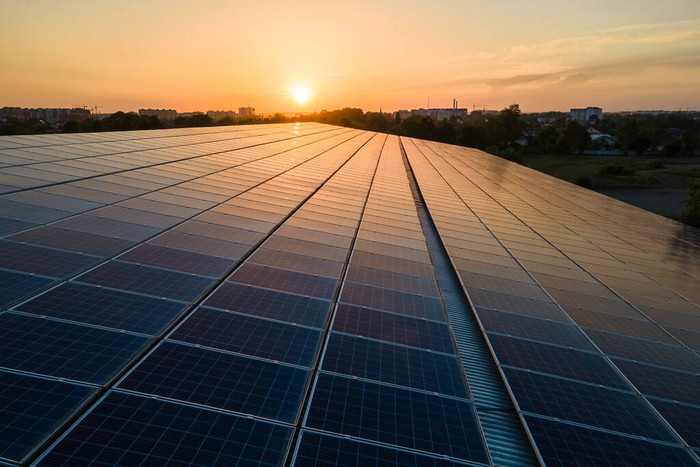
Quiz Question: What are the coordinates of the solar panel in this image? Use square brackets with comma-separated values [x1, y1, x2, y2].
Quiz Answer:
[293, 430, 475, 467]
[36, 391, 294, 466]
[525, 415, 695, 466]
[0, 371, 95, 463]
[16, 282, 188, 335]
[76, 260, 215, 302]
[321, 332, 468, 397]
[169, 306, 321, 366]
[117, 342, 309, 422]
[1, 125, 699, 465]
[305, 374, 488, 463]
[0, 312, 149, 384]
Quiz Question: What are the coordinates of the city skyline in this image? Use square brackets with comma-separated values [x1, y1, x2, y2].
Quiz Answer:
[2, 0, 699, 114]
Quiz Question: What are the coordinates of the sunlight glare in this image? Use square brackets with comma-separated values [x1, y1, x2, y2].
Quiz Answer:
[291, 84, 312, 105]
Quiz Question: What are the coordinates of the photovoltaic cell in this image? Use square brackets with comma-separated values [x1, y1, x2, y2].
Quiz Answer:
[117, 342, 309, 422]
[148, 230, 250, 260]
[77, 260, 214, 302]
[204, 282, 331, 328]
[119, 243, 235, 278]
[170, 307, 321, 367]
[8, 226, 134, 257]
[0, 217, 36, 237]
[345, 264, 441, 297]
[524, 415, 695, 466]
[248, 248, 345, 279]
[350, 250, 435, 277]
[293, 431, 475, 467]
[502, 367, 676, 442]
[649, 398, 700, 448]
[611, 359, 700, 405]
[585, 329, 700, 373]
[339, 282, 446, 322]
[36, 391, 293, 466]
[0, 312, 149, 384]
[0, 371, 95, 463]
[321, 333, 468, 398]
[231, 264, 338, 300]
[305, 374, 488, 463]
[488, 334, 628, 389]
[0, 240, 101, 278]
[0, 270, 54, 308]
[331, 304, 456, 354]
[16, 282, 187, 335]
[475, 308, 595, 351]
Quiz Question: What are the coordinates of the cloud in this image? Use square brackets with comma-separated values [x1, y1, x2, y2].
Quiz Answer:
[486, 72, 557, 88]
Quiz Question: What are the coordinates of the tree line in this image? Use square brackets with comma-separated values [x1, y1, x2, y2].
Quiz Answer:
[2, 106, 698, 161]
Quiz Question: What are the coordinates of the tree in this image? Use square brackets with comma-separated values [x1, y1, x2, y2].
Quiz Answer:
[495, 103, 522, 147]
[560, 120, 590, 154]
[435, 119, 456, 144]
[61, 120, 79, 133]
[681, 178, 700, 227]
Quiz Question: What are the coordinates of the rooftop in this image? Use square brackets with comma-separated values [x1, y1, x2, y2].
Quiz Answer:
[0, 123, 698, 465]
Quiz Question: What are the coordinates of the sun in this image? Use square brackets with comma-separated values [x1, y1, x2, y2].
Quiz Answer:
[290, 84, 312, 105]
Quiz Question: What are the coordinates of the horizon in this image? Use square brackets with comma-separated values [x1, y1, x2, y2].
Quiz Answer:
[2, 1, 699, 114]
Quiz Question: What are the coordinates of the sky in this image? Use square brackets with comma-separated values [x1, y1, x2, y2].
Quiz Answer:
[1, 0, 699, 114]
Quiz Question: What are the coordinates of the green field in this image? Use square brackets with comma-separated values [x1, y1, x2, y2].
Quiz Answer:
[522, 155, 700, 219]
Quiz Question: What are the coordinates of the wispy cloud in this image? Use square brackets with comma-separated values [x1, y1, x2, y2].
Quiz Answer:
[400, 19, 700, 94]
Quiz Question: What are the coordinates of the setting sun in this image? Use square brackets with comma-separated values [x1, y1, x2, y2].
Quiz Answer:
[291, 84, 312, 105]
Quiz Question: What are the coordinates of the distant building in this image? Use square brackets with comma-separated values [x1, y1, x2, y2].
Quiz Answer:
[139, 109, 178, 121]
[238, 107, 255, 118]
[408, 107, 468, 121]
[591, 133, 616, 148]
[176, 112, 204, 118]
[570, 107, 602, 124]
[68, 108, 91, 121]
[207, 110, 237, 120]
[1, 107, 91, 123]
[536, 111, 566, 124]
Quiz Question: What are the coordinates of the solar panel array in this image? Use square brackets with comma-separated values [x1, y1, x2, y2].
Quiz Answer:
[0, 123, 698, 466]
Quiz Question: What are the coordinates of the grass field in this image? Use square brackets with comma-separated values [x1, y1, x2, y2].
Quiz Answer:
[522, 154, 700, 218]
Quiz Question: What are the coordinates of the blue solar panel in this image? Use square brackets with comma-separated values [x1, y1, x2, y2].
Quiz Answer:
[0, 217, 36, 236]
[204, 282, 331, 328]
[649, 398, 700, 448]
[117, 342, 309, 422]
[305, 374, 488, 463]
[293, 430, 476, 467]
[322, 333, 468, 398]
[488, 333, 628, 389]
[339, 282, 446, 321]
[525, 415, 695, 466]
[332, 304, 457, 353]
[502, 367, 677, 442]
[0, 312, 149, 384]
[16, 282, 188, 335]
[476, 307, 595, 351]
[0, 370, 95, 463]
[36, 391, 293, 466]
[8, 225, 134, 257]
[119, 243, 235, 278]
[0, 240, 101, 278]
[169, 307, 321, 367]
[587, 329, 699, 373]
[230, 263, 338, 300]
[77, 260, 214, 302]
[612, 359, 700, 406]
[0, 269, 54, 308]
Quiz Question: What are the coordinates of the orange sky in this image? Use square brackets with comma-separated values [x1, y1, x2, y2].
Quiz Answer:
[2, 0, 699, 113]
